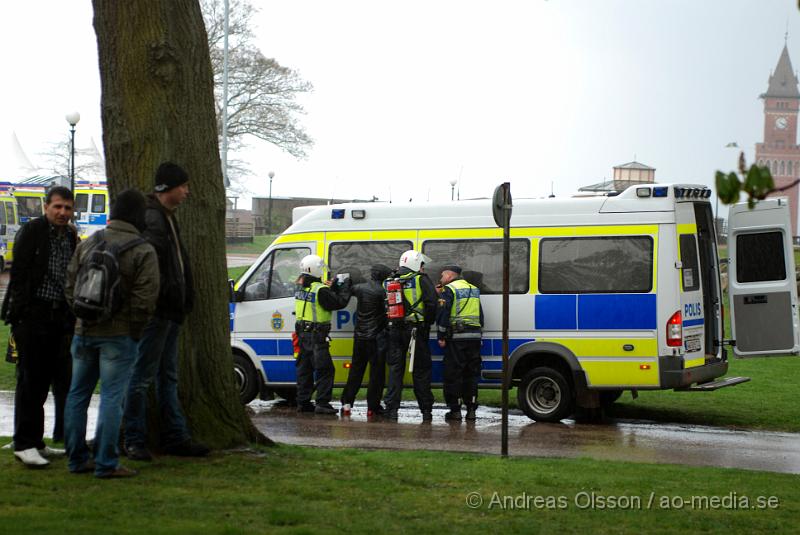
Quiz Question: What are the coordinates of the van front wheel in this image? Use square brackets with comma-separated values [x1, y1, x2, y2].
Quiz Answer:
[517, 367, 574, 422]
[233, 353, 260, 405]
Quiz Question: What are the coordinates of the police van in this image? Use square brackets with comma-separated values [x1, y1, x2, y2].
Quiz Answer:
[229, 184, 799, 421]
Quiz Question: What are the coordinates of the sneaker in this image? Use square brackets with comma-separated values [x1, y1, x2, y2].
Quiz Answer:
[38, 445, 66, 458]
[465, 405, 477, 421]
[421, 410, 433, 422]
[163, 440, 210, 457]
[314, 403, 337, 415]
[444, 409, 462, 422]
[96, 465, 138, 479]
[341, 403, 352, 416]
[125, 444, 153, 462]
[1, 441, 13, 450]
[297, 402, 315, 413]
[14, 448, 50, 468]
[384, 409, 399, 420]
[71, 459, 96, 474]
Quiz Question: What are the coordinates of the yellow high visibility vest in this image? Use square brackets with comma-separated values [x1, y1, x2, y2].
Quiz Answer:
[294, 281, 332, 324]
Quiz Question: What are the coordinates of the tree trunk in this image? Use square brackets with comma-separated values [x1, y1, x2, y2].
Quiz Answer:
[91, 0, 267, 447]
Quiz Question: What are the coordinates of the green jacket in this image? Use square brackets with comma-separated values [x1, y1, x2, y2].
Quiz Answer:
[65, 219, 160, 339]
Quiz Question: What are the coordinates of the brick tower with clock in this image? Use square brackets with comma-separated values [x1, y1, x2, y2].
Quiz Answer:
[755, 43, 800, 235]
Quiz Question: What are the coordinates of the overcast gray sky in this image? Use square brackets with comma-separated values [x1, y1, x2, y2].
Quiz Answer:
[1, 1, 799, 207]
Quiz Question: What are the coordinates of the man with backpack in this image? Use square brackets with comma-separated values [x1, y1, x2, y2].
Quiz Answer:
[123, 162, 209, 460]
[383, 250, 438, 421]
[2, 187, 78, 467]
[63, 189, 159, 477]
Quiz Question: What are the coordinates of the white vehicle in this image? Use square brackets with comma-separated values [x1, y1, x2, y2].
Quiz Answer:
[229, 184, 799, 421]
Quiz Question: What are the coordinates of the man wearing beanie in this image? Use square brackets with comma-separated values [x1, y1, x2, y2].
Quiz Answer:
[124, 162, 209, 460]
[64, 188, 159, 477]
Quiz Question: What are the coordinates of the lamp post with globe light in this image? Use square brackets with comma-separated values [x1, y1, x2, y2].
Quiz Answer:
[449, 179, 457, 201]
[65, 112, 80, 192]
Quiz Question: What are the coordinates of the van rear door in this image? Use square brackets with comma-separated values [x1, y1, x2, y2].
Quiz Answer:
[728, 197, 800, 357]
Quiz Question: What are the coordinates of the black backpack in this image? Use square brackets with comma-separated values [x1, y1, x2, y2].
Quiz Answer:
[72, 230, 145, 323]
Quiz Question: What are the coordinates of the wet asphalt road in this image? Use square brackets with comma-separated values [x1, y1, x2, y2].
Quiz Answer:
[2, 392, 798, 475]
[248, 400, 800, 475]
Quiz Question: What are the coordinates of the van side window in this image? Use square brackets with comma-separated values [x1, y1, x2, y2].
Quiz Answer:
[329, 241, 413, 284]
[17, 198, 42, 220]
[679, 234, 700, 291]
[539, 236, 653, 293]
[91, 194, 106, 213]
[736, 232, 786, 283]
[243, 247, 310, 301]
[6, 203, 15, 225]
[0, 202, 6, 225]
[421, 239, 530, 294]
[74, 193, 89, 213]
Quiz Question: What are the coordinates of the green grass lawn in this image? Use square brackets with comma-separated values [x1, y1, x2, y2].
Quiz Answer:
[2, 442, 797, 534]
[225, 234, 275, 255]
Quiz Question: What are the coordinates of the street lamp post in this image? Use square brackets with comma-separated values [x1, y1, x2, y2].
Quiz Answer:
[449, 179, 457, 201]
[65, 111, 80, 191]
[267, 171, 275, 234]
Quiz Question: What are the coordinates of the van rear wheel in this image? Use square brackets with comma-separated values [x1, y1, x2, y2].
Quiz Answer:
[233, 353, 259, 405]
[517, 367, 574, 422]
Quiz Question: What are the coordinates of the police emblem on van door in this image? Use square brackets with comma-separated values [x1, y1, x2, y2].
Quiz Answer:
[271, 311, 284, 332]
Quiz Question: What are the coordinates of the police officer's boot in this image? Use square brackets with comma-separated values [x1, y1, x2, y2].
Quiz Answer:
[465, 404, 477, 421]
[444, 406, 462, 421]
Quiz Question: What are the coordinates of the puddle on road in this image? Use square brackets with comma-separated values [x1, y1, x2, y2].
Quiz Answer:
[249, 399, 800, 475]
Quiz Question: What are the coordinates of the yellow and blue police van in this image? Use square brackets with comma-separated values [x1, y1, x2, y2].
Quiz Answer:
[0, 184, 45, 270]
[73, 181, 108, 239]
[228, 183, 799, 421]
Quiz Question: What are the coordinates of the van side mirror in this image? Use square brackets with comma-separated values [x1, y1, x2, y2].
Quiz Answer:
[228, 279, 241, 303]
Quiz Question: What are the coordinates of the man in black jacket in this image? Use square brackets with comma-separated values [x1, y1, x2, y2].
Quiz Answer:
[2, 187, 77, 467]
[340, 264, 392, 417]
[123, 162, 208, 461]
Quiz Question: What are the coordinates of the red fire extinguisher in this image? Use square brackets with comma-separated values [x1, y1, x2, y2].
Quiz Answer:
[386, 279, 405, 320]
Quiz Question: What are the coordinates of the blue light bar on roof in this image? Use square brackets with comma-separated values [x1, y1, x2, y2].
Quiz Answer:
[331, 209, 345, 219]
[652, 187, 668, 198]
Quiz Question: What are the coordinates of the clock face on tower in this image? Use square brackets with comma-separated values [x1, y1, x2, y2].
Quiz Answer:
[776, 116, 788, 130]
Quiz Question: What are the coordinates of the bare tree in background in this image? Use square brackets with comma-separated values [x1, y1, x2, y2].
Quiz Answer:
[39, 138, 106, 179]
[202, 0, 313, 164]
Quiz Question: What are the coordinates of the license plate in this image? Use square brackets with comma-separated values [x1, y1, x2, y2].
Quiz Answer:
[685, 337, 702, 353]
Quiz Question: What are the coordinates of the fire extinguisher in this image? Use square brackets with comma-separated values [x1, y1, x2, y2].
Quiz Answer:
[386, 279, 405, 320]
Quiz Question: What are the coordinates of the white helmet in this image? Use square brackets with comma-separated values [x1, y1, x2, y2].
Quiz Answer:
[398, 250, 431, 272]
[299, 254, 326, 278]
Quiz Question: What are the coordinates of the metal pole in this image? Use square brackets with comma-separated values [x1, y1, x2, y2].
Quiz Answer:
[501, 182, 510, 457]
[451, 184, 454, 201]
[267, 172, 274, 234]
[69, 125, 76, 192]
[221, 0, 230, 188]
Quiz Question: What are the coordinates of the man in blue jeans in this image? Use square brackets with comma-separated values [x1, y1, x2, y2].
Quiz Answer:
[124, 162, 209, 460]
[64, 189, 159, 477]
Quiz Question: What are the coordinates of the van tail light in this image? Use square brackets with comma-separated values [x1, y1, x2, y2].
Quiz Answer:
[667, 310, 683, 347]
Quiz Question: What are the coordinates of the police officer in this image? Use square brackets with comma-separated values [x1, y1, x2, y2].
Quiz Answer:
[384, 250, 437, 421]
[436, 265, 483, 422]
[294, 254, 351, 414]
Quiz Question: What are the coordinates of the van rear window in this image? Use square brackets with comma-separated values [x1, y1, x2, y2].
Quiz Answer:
[539, 236, 653, 294]
[679, 234, 700, 291]
[736, 231, 786, 283]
